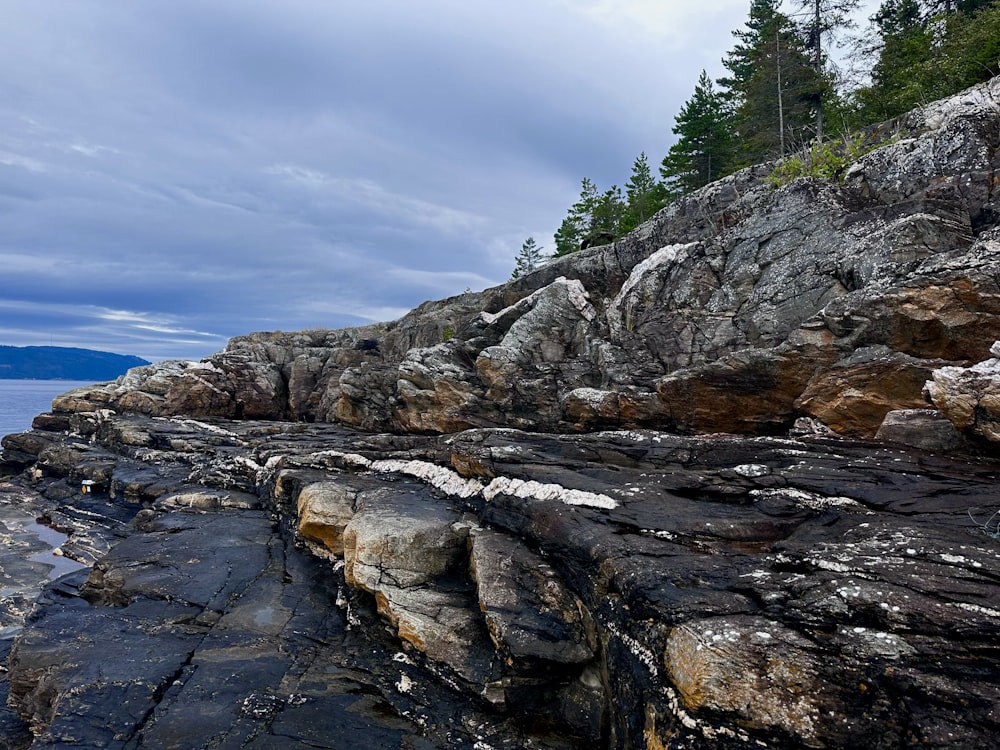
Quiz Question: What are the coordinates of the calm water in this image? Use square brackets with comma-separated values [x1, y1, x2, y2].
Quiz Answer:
[0, 380, 95, 439]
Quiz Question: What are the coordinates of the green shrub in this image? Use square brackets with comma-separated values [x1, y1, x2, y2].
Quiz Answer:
[767, 134, 873, 187]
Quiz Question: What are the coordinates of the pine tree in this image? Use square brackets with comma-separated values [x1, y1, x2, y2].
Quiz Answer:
[721, 0, 824, 164]
[852, 0, 932, 121]
[789, 0, 861, 140]
[554, 215, 581, 257]
[511, 237, 544, 279]
[622, 153, 667, 232]
[851, 0, 1000, 123]
[936, 1, 1000, 89]
[552, 178, 627, 257]
[660, 71, 734, 199]
[919, 1, 990, 14]
[590, 185, 626, 245]
[553, 178, 598, 257]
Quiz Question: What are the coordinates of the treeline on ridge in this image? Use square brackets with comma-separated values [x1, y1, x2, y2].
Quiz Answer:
[511, 0, 1000, 274]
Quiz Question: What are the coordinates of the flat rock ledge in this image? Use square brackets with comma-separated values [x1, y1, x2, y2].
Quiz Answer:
[1, 413, 998, 749]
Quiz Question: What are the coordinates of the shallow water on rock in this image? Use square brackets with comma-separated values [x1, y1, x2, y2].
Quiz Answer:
[24, 520, 87, 580]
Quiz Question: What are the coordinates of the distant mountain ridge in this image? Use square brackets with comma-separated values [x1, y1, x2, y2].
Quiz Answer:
[0, 345, 149, 381]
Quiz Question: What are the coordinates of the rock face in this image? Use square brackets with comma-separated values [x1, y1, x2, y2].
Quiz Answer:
[47, 79, 1000, 445]
[2, 81, 1000, 748]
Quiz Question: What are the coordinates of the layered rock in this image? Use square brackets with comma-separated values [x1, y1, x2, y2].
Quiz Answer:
[2, 415, 999, 748]
[47, 79, 1000, 446]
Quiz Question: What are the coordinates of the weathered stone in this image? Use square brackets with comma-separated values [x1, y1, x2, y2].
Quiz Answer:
[342, 488, 468, 591]
[7, 78, 1000, 749]
[44, 77, 1000, 441]
[295, 480, 356, 555]
[470, 529, 594, 666]
[656, 346, 830, 434]
[875, 408, 966, 452]
[2, 416, 1000, 748]
[927, 340, 1000, 441]
[154, 486, 261, 511]
[795, 347, 950, 438]
[665, 616, 830, 745]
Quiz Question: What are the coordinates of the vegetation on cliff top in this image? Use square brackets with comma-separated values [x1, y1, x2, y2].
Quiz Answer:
[544, 0, 1000, 261]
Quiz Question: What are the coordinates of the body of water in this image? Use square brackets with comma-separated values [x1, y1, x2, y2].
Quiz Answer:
[0, 380, 95, 439]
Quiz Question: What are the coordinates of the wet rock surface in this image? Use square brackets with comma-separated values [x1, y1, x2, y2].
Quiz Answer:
[1, 415, 998, 748]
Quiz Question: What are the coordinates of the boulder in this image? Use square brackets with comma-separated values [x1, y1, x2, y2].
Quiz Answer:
[295, 480, 356, 555]
[342, 489, 468, 592]
[875, 408, 966, 452]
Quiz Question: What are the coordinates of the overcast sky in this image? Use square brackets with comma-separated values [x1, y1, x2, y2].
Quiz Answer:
[0, 0, 880, 362]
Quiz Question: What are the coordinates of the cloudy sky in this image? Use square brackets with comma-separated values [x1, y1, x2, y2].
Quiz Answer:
[0, 0, 879, 362]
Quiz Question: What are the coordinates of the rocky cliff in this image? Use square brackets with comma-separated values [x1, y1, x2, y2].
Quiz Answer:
[1, 81, 1000, 749]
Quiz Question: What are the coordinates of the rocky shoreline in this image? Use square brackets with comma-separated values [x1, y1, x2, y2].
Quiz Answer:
[1, 414, 998, 747]
[3, 79, 1000, 747]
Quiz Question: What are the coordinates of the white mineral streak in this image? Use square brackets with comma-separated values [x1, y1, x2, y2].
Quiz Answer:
[616, 243, 696, 309]
[641, 529, 677, 541]
[186, 361, 223, 373]
[806, 557, 853, 573]
[312, 450, 618, 509]
[480, 276, 595, 325]
[169, 418, 239, 437]
[602, 620, 659, 679]
[263, 455, 285, 471]
[395, 673, 412, 694]
[950, 602, 1000, 618]
[233, 456, 263, 474]
[371, 459, 485, 499]
[567, 387, 612, 409]
[593, 429, 650, 442]
[750, 487, 868, 513]
[562, 277, 597, 322]
[482, 477, 618, 509]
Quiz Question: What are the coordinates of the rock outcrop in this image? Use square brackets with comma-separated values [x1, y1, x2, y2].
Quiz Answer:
[2, 80, 1000, 748]
[2, 416, 999, 748]
[46, 79, 1000, 447]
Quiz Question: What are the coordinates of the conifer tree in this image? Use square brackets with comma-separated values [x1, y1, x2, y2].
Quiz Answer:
[553, 178, 627, 257]
[553, 178, 598, 256]
[721, 0, 823, 164]
[554, 215, 581, 258]
[511, 237, 544, 279]
[789, 0, 861, 140]
[851, 0, 1000, 122]
[852, 0, 931, 121]
[660, 71, 734, 199]
[590, 185, 626, 244]
[622, 152, 667, 232]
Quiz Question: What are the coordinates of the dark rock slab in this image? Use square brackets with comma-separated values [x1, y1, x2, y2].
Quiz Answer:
[1, 402, 999, 749]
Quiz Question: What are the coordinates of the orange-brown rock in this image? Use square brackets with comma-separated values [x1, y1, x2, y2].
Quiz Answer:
[795, 348, 953, 438]
[656, 347, 832, 435]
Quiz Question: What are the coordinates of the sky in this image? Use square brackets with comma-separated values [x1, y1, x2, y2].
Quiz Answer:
[0, 0, 881, 362]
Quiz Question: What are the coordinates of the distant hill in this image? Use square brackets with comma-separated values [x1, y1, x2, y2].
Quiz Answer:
[0, 346, 150, 381]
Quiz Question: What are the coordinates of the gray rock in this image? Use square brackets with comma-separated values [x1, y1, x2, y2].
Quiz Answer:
[875, 408, 966, 452]
[2, 415, 1000, 747]
[8, 79, 1000, 749]
[470, 529, 594, 666]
